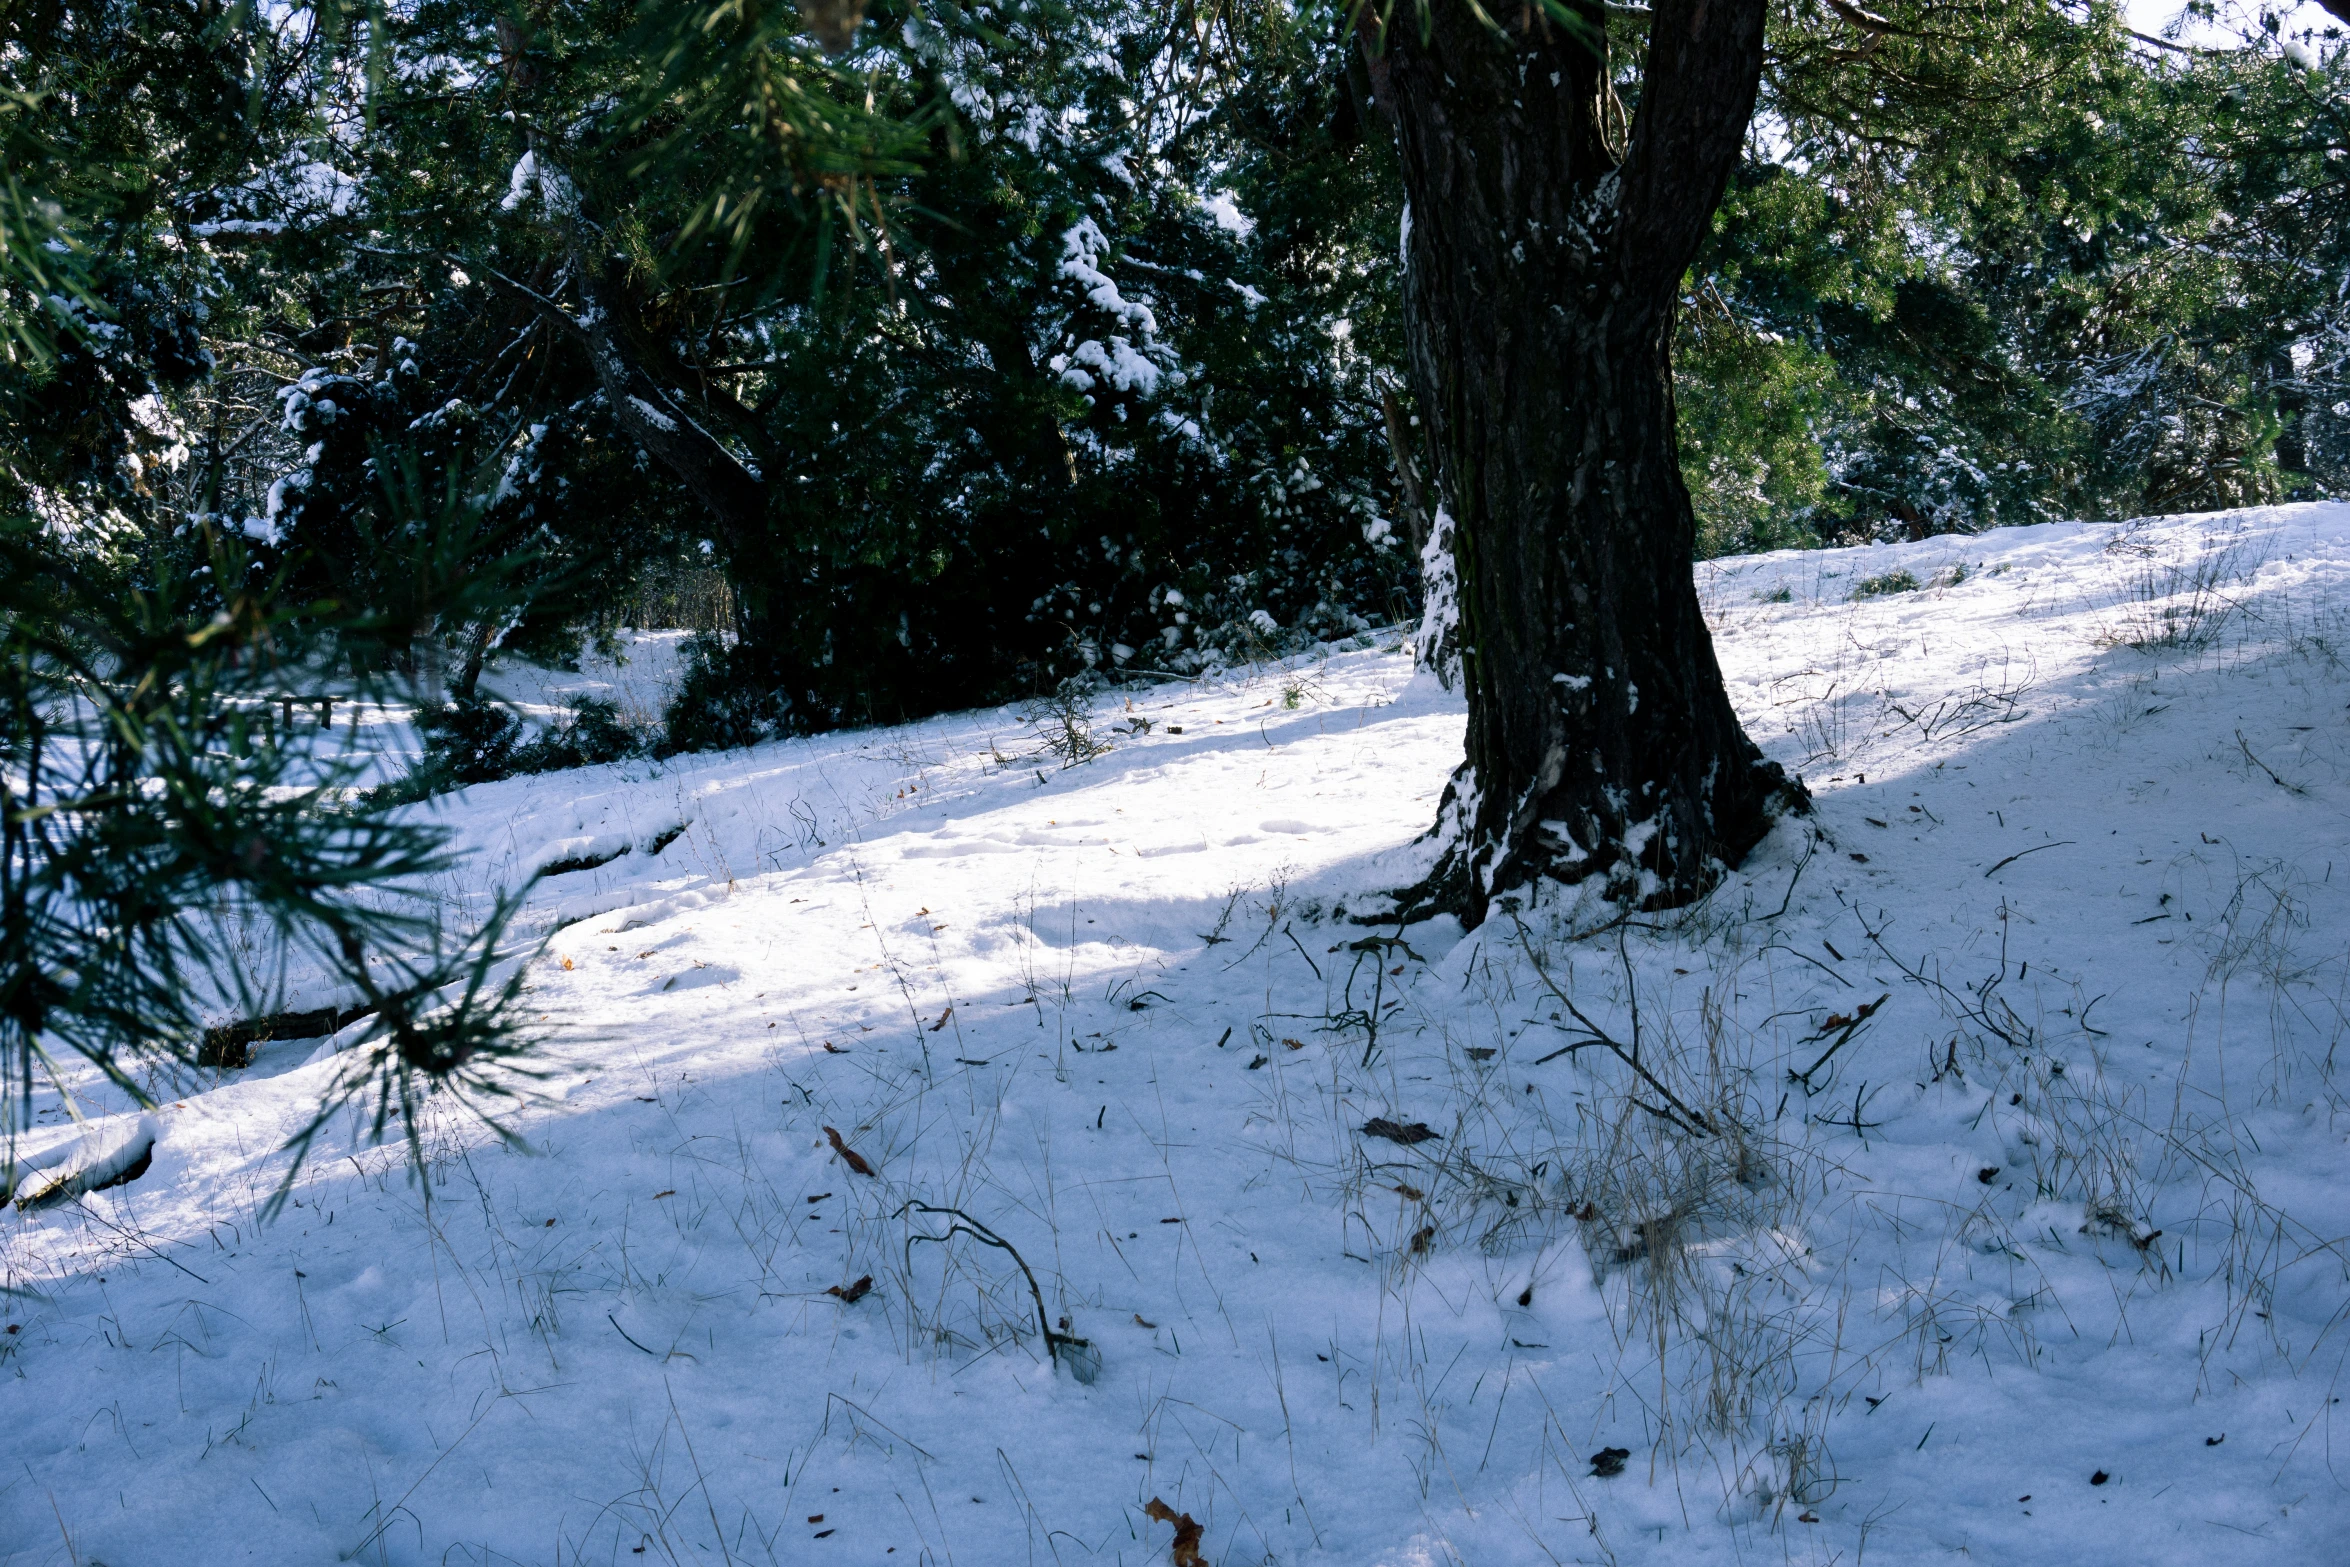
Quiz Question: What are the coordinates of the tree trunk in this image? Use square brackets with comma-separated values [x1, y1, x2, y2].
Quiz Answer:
[1372, 0, 1804, 926]
[1378, 381, 1430, 558]
[452, 615, 496, 700]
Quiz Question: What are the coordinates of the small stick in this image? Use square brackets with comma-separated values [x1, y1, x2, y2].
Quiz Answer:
[897, 1201, 1095, 1375]
[1983, 840, 2073, 878]
[1789, 993, 1890, 1094]
[1511, 919, 1714, 1136]
[2235, 730, 2306, 795]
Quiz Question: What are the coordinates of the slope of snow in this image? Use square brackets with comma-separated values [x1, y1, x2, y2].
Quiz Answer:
[6, 506, 2349, 1566]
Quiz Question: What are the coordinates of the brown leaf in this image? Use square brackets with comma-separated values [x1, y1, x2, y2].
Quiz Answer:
[1409, 1225, 1435, 1254]
[1134, 1313, 1158, 1329]
[1143, 1498, 1208, 1567]
[1393, 1183, 1425, 1201]
[1359, 1117, 1441, 1146]
[826, 1275, 874, 1304]
[825, 1126, 876, 1177]
[652, 1190, 676, 1200]
[1282, 1037, 1306, 1050]
[560, 956, 575, 971]
[929, 1006, 955, 1032]
[822, 1041, 847, 1053]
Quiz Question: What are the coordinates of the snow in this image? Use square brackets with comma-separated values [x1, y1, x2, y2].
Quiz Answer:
[9, 506, 2350, 1564]
[499, 150, 580, 222]
[1203, 192, 1254, 239]
[1058, 217, 1159, 336]
[626, 394, 680, 434]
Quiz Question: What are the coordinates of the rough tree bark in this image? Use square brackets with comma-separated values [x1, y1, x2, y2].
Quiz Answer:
[1369, 0, 1805, 927]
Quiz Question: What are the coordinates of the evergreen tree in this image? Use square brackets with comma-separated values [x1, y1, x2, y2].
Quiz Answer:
[2, 4, 542, 1172]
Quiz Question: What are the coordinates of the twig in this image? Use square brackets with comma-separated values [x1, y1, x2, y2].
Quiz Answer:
[1511, 919, 1715, 1136]
[1983, 840, 2073, 878]
[1862, 917, 2032, 1051]
[608, 1313, 660, 1357]
[1810, 1081, 1886, 1141]
[1283, 925, 1324, 982]
[897, 1202, 1096, 1377]
[1752, 830, 1818, 923]
[1761, 938, 1849, 988]
[1789, 994, 1890, 1094]
[2235, 730, 2307, 796]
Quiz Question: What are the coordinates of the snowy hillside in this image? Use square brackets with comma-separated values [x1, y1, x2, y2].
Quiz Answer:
[7, 506, 2350, 1566]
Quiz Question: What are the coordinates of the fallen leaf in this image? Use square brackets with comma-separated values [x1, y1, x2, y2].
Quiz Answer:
[1409, 1225, 1435, 1254]
[1359, 1117, 1441, 1146]
[1134, 1313, 1158, 1329]
[826, 1275, 874, 1304]
[560, 956, 575, 971]
[928, 1007, 954, 1032]
[1393, 1183, 1426, 1201]
[1143, 1498, 1208, 1567]
[652, 1190, 676, 1200]
[2090, 1469, 2109, 1485]
[1797, 1510, 1819, 1523]
[822, 1042, 847, 1053]
[808, 1514, 824, 1524]
[825, 1126, 876, 1177]
[1282, 1037, 1306, 1050]
[1589, 1447, 1630, 1478]
[1463, 1047, 1496, 1062]
[807, 1192, 831, 1203]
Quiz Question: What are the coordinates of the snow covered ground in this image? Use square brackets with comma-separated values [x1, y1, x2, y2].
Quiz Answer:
[7, 505, 2350, 1566]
